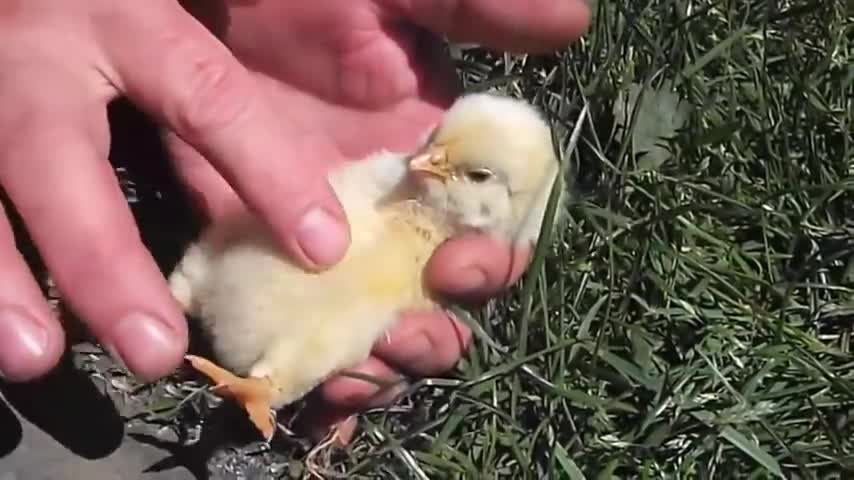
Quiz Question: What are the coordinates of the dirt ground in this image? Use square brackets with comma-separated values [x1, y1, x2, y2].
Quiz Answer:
[1, 341, 313, 480]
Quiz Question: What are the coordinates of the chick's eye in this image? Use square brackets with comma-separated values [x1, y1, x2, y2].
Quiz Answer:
[464, 168, 494, 183]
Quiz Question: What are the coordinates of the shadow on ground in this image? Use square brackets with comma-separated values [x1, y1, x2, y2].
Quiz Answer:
[0, 100, 201, 479]
[0, 393, 23, 458]
[129, 403, 298, 480]
[0, 355, 125, 460]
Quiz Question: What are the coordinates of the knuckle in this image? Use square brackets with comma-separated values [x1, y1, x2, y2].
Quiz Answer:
[0, 99, 39, 150]
[0, 206, 20, 255]
[170, 51, 253, 141]
[457, 322, 473, 350]
[0, 120, 61, 190]
[432, 349, 462, 374]
[443, 317, 472, 366]
[51, 224, 144, 285]
[433, 332, 469, 373]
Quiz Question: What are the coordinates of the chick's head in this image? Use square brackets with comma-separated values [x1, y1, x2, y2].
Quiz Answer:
[408, 93, 563, 246]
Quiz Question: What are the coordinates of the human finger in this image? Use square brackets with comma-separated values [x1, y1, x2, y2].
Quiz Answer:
[293, 400, 360, 444]
[371, 310, 471, 376]
[161, 130, 243, 222]
[0, 82, 187, 382]
[0, 203, 65, 382]
[426, 233, 531, 302]
[98, 1, 350, 270]
[396, 0, 591, 53]
[318, 356, 407, 410]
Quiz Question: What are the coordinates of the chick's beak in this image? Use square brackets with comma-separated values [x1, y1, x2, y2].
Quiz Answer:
[408, 146, 450, 181]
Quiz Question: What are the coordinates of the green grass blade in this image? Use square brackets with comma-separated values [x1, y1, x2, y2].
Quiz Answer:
[720, 426, 785, 479]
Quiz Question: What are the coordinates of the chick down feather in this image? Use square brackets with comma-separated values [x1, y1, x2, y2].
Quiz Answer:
[167, 92, 562, 412]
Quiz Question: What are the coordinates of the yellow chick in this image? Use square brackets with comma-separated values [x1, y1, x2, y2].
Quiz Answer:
[167, 92, 564, 442]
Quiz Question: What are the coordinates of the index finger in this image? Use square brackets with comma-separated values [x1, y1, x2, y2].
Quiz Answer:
[97, 1, 351, 270]
[426, 233, 531, 302]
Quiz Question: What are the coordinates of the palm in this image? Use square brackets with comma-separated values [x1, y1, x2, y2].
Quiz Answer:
[205, 0, 458, 159]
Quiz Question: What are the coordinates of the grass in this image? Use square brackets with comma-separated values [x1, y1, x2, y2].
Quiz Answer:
[26, 0, 854, 479]
[323, 2, 854, 478]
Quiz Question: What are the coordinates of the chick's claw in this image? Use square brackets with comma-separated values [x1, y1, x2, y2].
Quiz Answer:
[185, 355, 277, 441]
[331, 414, 358, 447]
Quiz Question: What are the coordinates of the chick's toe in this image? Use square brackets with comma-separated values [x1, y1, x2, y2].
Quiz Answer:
[185, 355, 277, 441]
[331, 415, 358, 447]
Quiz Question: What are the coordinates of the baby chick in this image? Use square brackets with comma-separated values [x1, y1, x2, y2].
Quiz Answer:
[167, 92, 564, 442]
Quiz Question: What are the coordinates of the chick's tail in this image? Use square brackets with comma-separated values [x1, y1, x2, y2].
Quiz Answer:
[167, 243, 209, 315]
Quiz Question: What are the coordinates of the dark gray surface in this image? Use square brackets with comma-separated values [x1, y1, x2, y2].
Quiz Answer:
[0, 359, 196, 480]
[0, 349, 305, 480]
[0, 404, 195, 480]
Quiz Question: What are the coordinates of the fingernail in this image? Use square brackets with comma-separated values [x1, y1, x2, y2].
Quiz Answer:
[108, 312, 182, 381]
[457, 267, 488, 293]
[0, 308, 48, 378]
[297, 207, 349, 267]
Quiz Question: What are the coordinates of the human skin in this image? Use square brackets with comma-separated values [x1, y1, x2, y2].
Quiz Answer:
[0, 0, 589, 431]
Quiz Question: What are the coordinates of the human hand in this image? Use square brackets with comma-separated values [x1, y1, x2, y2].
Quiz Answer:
[169, 0, 590, 437]
[0, 1, 355, 382]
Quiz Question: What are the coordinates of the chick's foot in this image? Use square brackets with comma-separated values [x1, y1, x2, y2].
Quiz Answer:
[185, 355, 277, 441]
[331, 414, 358, 447]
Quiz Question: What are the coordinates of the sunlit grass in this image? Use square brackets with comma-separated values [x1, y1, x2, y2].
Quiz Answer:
[334, 2, 854, 478]
[79, 1, 854, 478]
